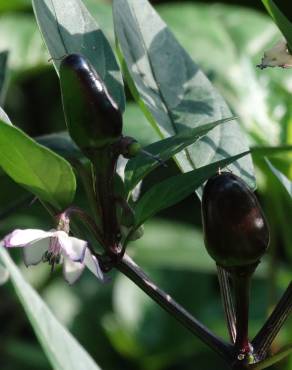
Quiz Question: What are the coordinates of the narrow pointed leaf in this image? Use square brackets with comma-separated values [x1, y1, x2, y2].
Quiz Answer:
[266, 159, 292, 198]
[125, 117, 234, 192]
[0, 246, 102, 370]
[32, 0, 125, 111]
[134, 151, 249, 227]
[262, 0, 292, 51]
[0, 119, 76, 210]
[113, 0, 255, 191]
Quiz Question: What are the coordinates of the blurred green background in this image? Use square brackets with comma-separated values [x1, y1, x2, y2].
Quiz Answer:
[0, 0, 291, 369]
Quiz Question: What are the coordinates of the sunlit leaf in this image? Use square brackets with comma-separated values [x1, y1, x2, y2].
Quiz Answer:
[0, 119, 76, 210]
[125, 117, 234, 192]
[113, 0, 255, 192]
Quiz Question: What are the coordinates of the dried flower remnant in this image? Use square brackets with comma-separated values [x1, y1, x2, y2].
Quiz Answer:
[257, 40, 292, 69]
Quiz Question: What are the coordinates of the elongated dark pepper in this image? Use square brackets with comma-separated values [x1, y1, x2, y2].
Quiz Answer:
[60, 54, 122, 152]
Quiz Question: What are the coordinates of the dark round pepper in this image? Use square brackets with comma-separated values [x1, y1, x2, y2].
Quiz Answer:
[201, 172, 269, 268]
[60, 54, 123, 153]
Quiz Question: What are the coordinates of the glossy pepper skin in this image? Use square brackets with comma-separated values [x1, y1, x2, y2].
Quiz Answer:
[201, 172, 269, 268]
[60, 54, 123, 153]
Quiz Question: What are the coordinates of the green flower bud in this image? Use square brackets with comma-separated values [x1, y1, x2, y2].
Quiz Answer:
[60, 54, 122, 154]
[201, 172, 269, 268]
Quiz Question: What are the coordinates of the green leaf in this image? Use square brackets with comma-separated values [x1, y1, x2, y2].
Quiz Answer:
[250, 344, 292, 369]
[0, 119, 76, 210]
[158, 4, 286, 147]
[36, 131, 82, 160]
[113, 0, 255, 191]
[134, 151, 249, 227]
[266, 159, 292, 198]
[32, 0, 125, 111]
[262, 0, 292, 51]
[0, 247, 102, 370]
[125, 117, 234, 192]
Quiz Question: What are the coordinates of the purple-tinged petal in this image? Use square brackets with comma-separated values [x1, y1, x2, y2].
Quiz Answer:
[22, 238, 50, 266]
[63, 257, 85, 285]
[4, 229, 54, 248]
[83, 248, 105, 282]
[58, 234, 87, 262]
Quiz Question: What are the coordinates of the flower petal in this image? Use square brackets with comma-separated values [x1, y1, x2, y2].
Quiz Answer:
[63, 257, 85, 285]
[58, 233, 87, 262]
[4, 229, 54, 248]
[22, 238, 50, 266]
[83, 248, 105, 281]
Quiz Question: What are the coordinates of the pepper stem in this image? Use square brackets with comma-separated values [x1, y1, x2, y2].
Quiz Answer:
[229, 264, 257, 360]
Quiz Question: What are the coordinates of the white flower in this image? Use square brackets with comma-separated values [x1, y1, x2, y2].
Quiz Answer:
[258, 40, 292, 69]
[3, 228, 104, 285]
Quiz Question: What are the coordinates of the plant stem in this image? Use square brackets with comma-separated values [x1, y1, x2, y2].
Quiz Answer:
[233, 269, 252, 354]
[93, 148, 121, 255]
[217, 265, 236, 344]
[117, 253, 233, 362]
[252, 281, 292, 360]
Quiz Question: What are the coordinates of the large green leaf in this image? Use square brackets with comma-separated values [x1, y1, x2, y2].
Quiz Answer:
[0, 119, 76, 210]
[0, 246, 102, 370]
[262, 0, 292, 51]
[113, 0, 255, 191]
[32, 0, 125, 111]
[125, 117, 234, 193]
[134, 151, 248, 227]
[158, 4, 286, 147]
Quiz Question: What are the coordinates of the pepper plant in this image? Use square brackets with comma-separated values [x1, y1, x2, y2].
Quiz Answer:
[0, 0, 291, 370]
